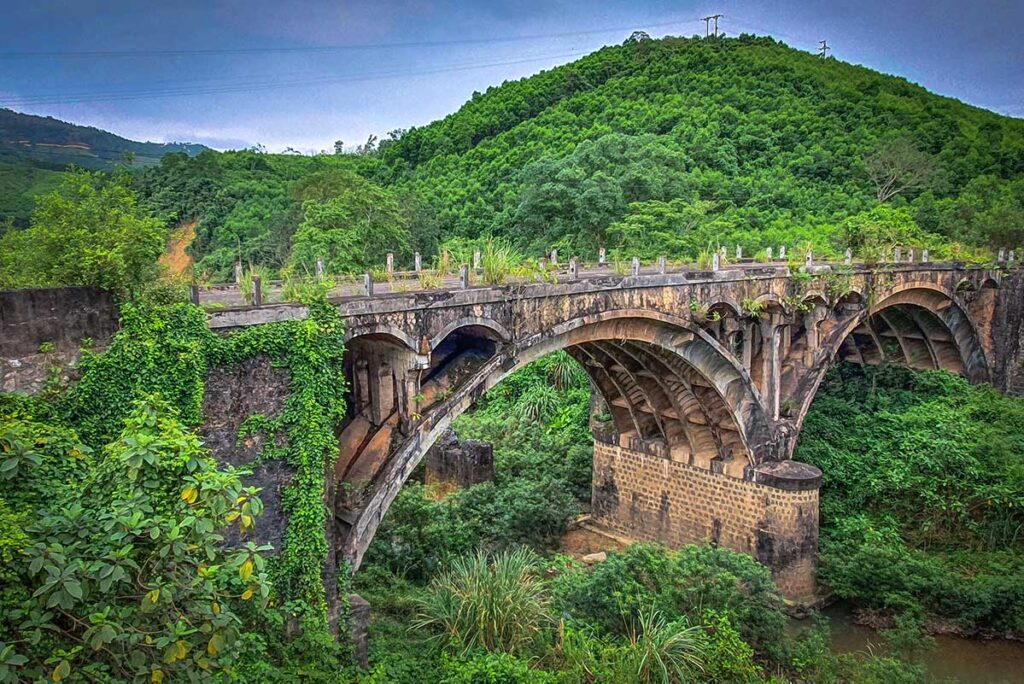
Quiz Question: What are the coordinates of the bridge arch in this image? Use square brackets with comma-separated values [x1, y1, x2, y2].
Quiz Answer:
[337, 311, 776, 569]
[344, 325, 419, 353]
[789, 283, 991, 437]
[428, 316, 511, 350]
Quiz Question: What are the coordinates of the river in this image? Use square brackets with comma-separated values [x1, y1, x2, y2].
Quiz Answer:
[817, 604, 1024, 683]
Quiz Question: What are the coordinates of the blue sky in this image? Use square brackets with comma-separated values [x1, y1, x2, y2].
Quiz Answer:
[1, 1, 1021, 152]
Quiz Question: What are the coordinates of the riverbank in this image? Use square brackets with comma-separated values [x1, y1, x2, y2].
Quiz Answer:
[812, 603, 1024, 684]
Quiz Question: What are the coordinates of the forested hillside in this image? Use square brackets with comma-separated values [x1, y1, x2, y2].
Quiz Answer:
[134, 34, 1024, 279]
[0, 108, 205, 224]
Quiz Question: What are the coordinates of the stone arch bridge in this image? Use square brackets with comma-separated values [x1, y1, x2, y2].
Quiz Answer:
[210, 261, 1023, 606]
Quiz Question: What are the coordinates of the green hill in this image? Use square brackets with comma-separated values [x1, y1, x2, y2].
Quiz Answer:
[0, 108, 207, 224]
[136, 34, 1024, 277]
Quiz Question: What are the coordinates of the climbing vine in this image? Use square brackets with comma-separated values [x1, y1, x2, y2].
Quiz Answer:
[56, 299, 349, 634]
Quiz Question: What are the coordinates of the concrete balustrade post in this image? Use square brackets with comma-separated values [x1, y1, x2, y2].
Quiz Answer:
[844, 248, 852, 265]
[252, 276, 262, 307]
[908, 248, 915, 263]
[923, 249, 930, 263]
[234, 261, 243, 285]
[190, 284, 200, 306]
[766, 247, 773, 261]
[363, 273, 373, 296]
[473, 250, 481, 270]
[631, 256, 640, 276]
[414, 252, 421, 273]
[599, 247, 607, 265]
[894, 246, 902, 263]
[385, 253, 394, 275]
[805, 250, 813, 268]
[998, 248, 1006, 262]
[712, 253, 721, 271]
[735, 245, 742, 260]
[569, 257, 579, 280]
[1010, 250, 1016, 263]
[779, 246, 786, 260]
[459, 264, 470, 289]
[550, 249, 558, 265]
[657, 256, 667, 274]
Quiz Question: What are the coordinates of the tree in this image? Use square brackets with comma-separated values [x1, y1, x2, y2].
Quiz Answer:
[0, 170, 166, 295]
[838, 205, 935, 263]
[288, 169, 410, 273]
[333, 140, 345, 155]
[864, 137, 937, 203]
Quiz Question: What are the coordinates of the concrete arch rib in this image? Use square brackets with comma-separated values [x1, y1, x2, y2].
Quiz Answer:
[339, 312, 776, 570]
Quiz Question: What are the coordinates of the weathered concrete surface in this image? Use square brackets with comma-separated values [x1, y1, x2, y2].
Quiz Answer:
[989, 270, 1024, 395]
[0, 286, 119, 357]
[1, 287, 119, 394]
[200, 355, 293, 551]
[348, 594, 371, 669]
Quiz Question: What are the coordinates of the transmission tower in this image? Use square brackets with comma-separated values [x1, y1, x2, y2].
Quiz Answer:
[818, 39, 830, 58]
[702, 14, 723, 38]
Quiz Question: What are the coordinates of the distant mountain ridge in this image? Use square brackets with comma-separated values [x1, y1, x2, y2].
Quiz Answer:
[0, 108, 207, 223]
[0, 108, 207, 171]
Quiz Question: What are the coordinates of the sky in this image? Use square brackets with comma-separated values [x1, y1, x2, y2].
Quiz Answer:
[0, 0, 1021, 153]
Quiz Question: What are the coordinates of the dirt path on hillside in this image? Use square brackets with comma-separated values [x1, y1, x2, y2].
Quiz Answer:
[159, 219, 197, 277]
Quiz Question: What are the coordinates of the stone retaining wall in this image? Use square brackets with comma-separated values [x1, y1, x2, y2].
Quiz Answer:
[1, 287, 119, 394]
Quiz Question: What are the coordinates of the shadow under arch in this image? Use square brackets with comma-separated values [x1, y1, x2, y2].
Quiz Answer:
[338, 312, 776, 569]
[789, 283, 991, 440]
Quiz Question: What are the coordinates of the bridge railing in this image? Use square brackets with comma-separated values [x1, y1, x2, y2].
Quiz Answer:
[193, 245, 1017, 310]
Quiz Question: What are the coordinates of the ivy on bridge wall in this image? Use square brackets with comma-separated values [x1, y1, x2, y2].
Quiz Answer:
[57, 299, 349, 633]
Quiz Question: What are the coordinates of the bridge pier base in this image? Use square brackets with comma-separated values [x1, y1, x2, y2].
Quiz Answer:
[591, 438, 821, 603]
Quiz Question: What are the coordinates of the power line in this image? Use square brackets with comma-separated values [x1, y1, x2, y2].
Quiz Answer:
[0, 51, 591, 107]
[0, 18, 703, 59]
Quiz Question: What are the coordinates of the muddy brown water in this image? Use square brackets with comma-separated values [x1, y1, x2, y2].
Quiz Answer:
[818, 604, 1024, 683]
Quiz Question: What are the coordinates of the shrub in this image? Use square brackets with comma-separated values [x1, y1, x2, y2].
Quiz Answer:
[695, 610, 763, 683]
[414, 547, 555, 656]
[1, 396, 271, 683]
[438, 651, 561, 684]
[551, 544, 787, 658]
[609, 608, 706, 683]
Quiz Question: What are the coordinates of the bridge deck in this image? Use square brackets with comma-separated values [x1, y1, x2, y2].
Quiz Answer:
[206, 260, 989, 330]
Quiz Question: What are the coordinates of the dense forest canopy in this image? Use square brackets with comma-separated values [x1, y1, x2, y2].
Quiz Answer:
[123, 34, 1024, 280]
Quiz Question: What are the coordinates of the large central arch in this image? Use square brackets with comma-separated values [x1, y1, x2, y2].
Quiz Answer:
[336, 311, 775, 570]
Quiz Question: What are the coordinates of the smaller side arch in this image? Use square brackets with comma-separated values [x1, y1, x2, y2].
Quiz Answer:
[344, 325, 419, 353]
[785, 284, 991, 452]
[428, 316, 511, 351]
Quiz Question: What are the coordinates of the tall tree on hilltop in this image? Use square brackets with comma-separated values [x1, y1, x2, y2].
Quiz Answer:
[864, 137, 938, 203]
